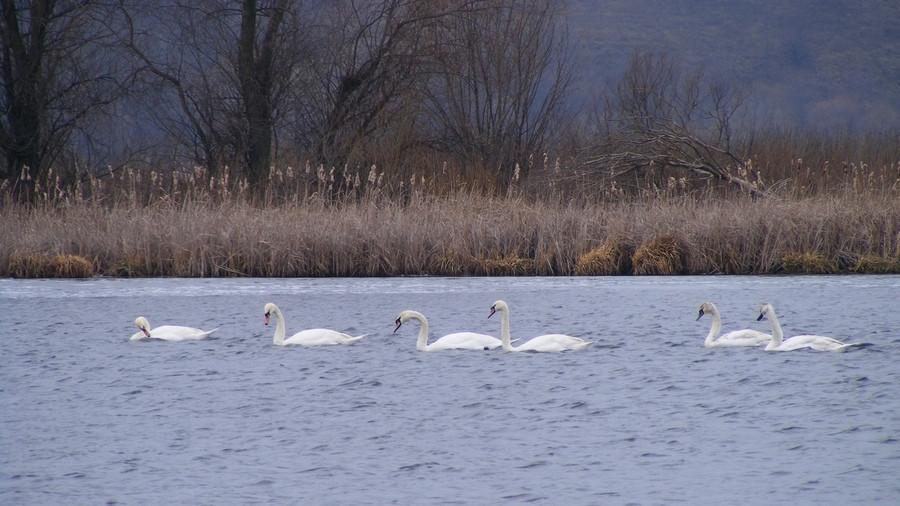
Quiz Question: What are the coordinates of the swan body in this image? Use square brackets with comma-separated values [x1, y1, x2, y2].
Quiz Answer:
[130, 316, 216, 341]
[394, 310, 502, 351]
[756, 302, 861, 352]
[264, 303, 366, 346]
[697, 302, 771, 347]
[488, 300, 592, 352]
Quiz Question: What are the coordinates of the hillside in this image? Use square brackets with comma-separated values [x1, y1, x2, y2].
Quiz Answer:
[567, 0, 900, 129]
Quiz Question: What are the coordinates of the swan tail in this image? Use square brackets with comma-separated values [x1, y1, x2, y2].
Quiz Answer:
[346, 334, 367, 344]
[834, 341, 867, 352]
[197, 329, 217, 339]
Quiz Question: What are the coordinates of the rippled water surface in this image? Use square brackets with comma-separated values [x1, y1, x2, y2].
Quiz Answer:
[2, 276, 899, 505]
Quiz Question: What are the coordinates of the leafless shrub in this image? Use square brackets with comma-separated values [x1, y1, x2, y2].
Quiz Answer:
[581, 52, 765, 200]
[424, 0, 575, 186]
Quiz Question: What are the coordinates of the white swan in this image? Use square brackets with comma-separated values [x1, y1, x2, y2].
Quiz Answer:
[130, 316, 216, 341]
[394, 310, 503, 351]
[264, 303, 366, 346]
[756, 302, 861, 352]
[697, 302, 771, 347]
[488, 300, 592, 352]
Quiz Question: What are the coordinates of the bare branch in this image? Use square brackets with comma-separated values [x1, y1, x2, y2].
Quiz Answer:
[585, 51, 763, 198]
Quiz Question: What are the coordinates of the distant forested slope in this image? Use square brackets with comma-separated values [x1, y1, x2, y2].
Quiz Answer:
[567, 0, 900, 129]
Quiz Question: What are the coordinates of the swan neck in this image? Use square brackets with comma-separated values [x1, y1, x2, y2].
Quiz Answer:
[273, 311, 286, 345]
[764, 310, 784, 350]
[413, 314, 430, 351]
[704, 311, 722, 346]
[499, 307, 516, 352]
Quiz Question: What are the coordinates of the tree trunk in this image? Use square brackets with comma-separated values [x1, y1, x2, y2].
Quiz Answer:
[0, 0, 51, 199]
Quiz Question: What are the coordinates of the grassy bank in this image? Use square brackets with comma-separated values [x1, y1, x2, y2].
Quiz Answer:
[3, 191, 899, 277]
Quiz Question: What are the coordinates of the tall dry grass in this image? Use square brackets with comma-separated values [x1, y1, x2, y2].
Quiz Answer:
[4, 132, 900, 278]
[737, 128, 900, 198]
[3, 190, 899, 277]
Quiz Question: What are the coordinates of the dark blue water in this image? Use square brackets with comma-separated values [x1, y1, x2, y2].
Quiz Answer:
[2, 276, 898, 505]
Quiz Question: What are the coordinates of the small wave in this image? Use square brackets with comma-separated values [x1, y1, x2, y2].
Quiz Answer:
[829, 426, 862, 435]
[397, 461, 441, 472]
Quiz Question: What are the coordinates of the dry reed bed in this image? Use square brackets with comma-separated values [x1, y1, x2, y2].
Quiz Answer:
[2, 194, 900, 277]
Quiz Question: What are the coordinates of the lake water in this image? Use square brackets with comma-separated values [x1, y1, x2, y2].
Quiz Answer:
[1, 276, 898, 505]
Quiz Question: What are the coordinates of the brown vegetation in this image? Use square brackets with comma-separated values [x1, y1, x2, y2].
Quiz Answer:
[852, 255, 900, 274]
[632, 234, 686, 276]
[3, 171, 900, 278]
[575, 236, 635, 275]
[7, 252, 94, 278]
[781, 252, 838, 275]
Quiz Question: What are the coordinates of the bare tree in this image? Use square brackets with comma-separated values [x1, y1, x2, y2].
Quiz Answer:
[423, 0, 574, 184]
[111, 0, 574, 194]
[118, 0, 303, 188]
[1, 0, 125, 200]
[588, 52, 762, 197]
[285, 0, 463, 170]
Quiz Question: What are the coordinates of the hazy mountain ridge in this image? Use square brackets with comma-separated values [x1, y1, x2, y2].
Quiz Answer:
[567, 0, 900, 129]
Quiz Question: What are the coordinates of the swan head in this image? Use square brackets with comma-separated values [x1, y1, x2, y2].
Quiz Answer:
[393, 312, 409, 333]
[263, 303, 279, 326]
[757, 302, 774, 321]
[488, 300, 508, 318]
[134, 316, 151, 338]
[394, 310, 423, 333]
[696, 302, 718, 321]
